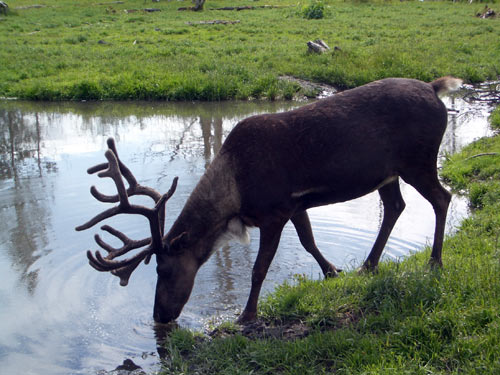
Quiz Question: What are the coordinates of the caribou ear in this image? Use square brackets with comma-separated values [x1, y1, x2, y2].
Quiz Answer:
[168, 232, 189, 254]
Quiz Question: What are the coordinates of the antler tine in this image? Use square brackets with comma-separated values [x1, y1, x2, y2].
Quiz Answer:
[87, 224, 152, 286]
[87, 138, 163, 205]
[75, 205, 122, 231]
[98, 150, 130, 207]
[106, 138, 140, 192]
[87, 249, 150, 286]
[153, 177, 178, 214]
[95, 224, 151, 259]
[88, 162, 108, 175]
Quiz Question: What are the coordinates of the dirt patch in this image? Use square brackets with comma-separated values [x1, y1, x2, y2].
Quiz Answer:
[210, 319, 311, 340]
[209, 307, 361, 341]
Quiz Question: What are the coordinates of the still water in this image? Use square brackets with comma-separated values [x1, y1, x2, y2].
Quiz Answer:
[0, 95, 493, 374]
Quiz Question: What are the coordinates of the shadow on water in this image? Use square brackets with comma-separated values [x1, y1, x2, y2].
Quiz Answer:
[0, 87, 495, 374]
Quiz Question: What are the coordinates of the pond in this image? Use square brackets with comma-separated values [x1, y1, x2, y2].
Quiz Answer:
[0, 92, 494, 374]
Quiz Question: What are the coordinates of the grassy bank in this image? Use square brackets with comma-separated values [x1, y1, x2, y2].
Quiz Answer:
[1, 0, 500, 100]
[160, 120, 500, 373]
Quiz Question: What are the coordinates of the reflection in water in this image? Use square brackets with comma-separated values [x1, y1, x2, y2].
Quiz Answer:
[0, 108, 58, 294]
[0, 94, 494, 375]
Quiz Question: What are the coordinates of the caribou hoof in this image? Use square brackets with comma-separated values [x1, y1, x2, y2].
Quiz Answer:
[428, 258, 443, 269]
[325, 267, 342, 278]
[236, 310, 257, 325]
[357, 264, 378, 275]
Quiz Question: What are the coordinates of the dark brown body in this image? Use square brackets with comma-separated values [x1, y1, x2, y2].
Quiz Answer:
[78, 77, 460, 325]
[227, 78, 447, 222]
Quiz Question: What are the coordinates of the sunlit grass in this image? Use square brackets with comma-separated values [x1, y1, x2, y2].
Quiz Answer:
[1, 0, 500, 100]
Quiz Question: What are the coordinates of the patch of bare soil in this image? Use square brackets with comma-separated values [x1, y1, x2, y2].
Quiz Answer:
[209, 307, 361, 341]
[210, 319, 311, 340]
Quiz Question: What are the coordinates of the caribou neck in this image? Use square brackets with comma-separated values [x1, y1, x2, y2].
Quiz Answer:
[165, 154, 242, 263]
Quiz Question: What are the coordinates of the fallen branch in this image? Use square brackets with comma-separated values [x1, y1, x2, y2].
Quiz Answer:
[15, 4, 45, 9]
[210, 5, 291, 11]
[465, 152, 499, 161]
[124, 8, 161, 13]
[96, 1, 124, 5]
[185, 20, 240, 25]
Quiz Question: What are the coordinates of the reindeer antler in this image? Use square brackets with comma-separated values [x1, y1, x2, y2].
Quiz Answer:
[76, 138, 178, 286]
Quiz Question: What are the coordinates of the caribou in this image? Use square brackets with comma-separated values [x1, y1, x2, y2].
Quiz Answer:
[76, 76, 461, 324]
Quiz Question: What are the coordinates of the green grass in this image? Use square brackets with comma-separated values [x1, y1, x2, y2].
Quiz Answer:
[1, 0, 500, 100]
[160, 116, 500, 374]
[441, 136, 500, 208]
[490, 106, 500, 131]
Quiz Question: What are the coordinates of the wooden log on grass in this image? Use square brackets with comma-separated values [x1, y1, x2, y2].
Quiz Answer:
[210, 5, 292, 11]
[307, 39, 330, 54]
[185, 20, 240, 25]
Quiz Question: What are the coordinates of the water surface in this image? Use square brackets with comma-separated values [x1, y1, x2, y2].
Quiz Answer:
[0, 94, 493, 374]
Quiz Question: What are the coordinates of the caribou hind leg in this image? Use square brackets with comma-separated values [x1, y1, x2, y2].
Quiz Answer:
[291, 211, 340, 277]
[361, 179, 406, 272]
[401, 169, 451, 267]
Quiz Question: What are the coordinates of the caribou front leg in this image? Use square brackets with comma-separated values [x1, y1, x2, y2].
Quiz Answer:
[291, 210, 340, 277]
[237, 220, 286, 324]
